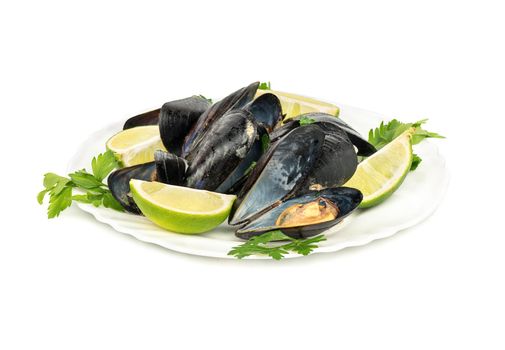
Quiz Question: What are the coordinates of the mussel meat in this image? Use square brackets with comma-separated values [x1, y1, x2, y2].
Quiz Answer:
[235, 187, 363, 239]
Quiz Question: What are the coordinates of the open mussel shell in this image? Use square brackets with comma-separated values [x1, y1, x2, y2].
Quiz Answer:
[229, 124, 326, 226]
[123, 108, 161, 130]
[235, 187, 363, 240]
[107, 162, 158, 214]
[184, 110, 259, 192]
[158, 96, 211, 156]
[244, 93, 283, 132]
[108, 150, 188, 214]
[182, 82, 259, 158]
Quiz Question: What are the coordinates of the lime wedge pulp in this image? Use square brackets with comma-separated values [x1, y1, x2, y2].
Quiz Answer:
[130, 180, 236, 234]
[106, 125, 166, 167]
[344, 128, 414, 208]
[256, 89, 340, 120]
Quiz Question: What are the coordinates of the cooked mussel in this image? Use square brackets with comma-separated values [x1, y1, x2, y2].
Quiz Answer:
[229, 124, 326, 226]
[244, 93, 283, 132]
[158, 95, 212, 156]
[184, 110, 260, 192]
[269, 113, 377, 157]
[123, 109, 161, 130]
[108, 150, 187, 214]
[235, 187, 363, 239]
[108, 162, 158, 214]
[154, 150, 187, 186]
[229, 120, 362, 226]
[182, 82, 259, 158]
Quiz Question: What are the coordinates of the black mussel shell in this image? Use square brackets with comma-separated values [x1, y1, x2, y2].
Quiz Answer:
[244, 93, 283, 132]
[108, 162, 158, 214]
[298, 126, 357, 193]
[154, 150, 188, 186]
[108, 151, 189, 214]
[182, 82, 259, 158]
[297, 113, 377, 156]
[158, 96, 211, 156]
[184, 110, 258, 191]
[229, 124, 326, 226]
[236, 187, 363, 240]
[123, 108, 161, 130]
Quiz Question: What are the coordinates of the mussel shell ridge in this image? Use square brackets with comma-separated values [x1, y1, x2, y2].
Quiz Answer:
[184, 110, 258, 191]
[235, 187, 363, 240]
[229, 124, 326, 226]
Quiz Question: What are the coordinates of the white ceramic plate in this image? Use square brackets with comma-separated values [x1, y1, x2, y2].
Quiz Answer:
[68, 103, 449, 259]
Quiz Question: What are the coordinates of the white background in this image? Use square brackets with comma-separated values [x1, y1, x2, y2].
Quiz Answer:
[1, 1, 503, 349]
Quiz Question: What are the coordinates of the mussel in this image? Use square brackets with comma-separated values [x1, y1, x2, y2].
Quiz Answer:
[123, 95, 210, 135]
[229, 122, 361, 235]
[270, 113, 377, 157]
[123, 109, 161, 130]
[236, 187, 363, 239]
[108, 150, 186, 214]
[244, 93, 283, 132]
[158, 95, 212, 156]
[108, 162, 158, 214]
[229, 124, 326, 226]
[182, 82, 259, 158]
[184, 109, 261, 192]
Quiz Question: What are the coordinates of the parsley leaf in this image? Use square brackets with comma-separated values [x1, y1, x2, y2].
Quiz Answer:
[368, 119, 444, 171]
[38, 150, 124, 218]
[228, 230, 326, 260]
[299, 116, 316, 126]
[198, 95, 213, 104]
[258, 81, 271, 90]
[410, 154, 422, 171]
[92, 151, 120, 181]
[261, 134, 270, 153]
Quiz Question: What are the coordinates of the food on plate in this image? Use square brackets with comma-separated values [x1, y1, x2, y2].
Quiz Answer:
[256, 82, 340, 120]
[38, 81, 444, 259]
[106, 125, 165, 167]
[130, 180, 236, 234]
[344, 128, 414, 208]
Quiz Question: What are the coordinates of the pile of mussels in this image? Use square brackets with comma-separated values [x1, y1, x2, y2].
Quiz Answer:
[108, 82, 377, 239]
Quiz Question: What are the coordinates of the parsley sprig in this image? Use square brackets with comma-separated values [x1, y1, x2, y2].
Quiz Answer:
[228, 230, 326, 260]
[258, 81, 271, 90]
[368, 119, 444, 171]
[38, 150, 124, 218]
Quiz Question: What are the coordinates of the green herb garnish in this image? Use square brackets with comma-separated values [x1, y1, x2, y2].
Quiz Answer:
[299, 116, 316, 126]
[198, 95, 213, 104]
[368, 119, 444, 171]
[260, 133, 271, 153]
[228, 230, 326, 260]
[258, 81, 271, 90]
[38, 150, 124, 218]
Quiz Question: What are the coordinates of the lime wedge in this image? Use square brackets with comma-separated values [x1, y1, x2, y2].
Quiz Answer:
[344, 129, 414, 208]
[130, 180, 236, 234]
[256, 89, 340, 120]
[106, 126, 166, 167]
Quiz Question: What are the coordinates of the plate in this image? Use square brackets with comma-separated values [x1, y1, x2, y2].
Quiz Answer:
[68, 103, 449, 259]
